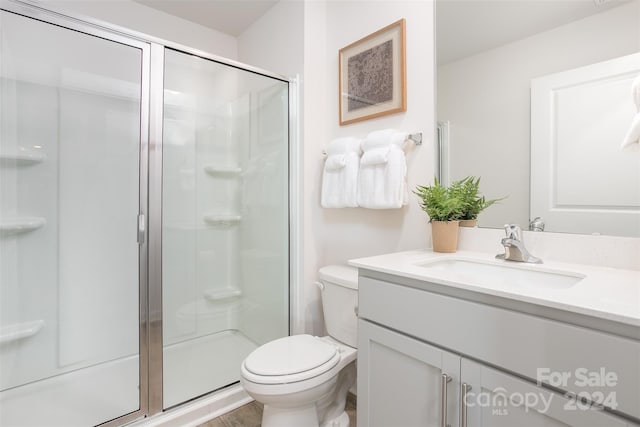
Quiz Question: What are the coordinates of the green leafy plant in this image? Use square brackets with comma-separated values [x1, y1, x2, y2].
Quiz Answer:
[414, 178, 464, 222]
[450, 176, 504, 220]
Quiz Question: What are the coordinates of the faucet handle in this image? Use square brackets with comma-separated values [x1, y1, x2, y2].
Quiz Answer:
[503, 224, 522, 240]
[529, 217, 545, 232]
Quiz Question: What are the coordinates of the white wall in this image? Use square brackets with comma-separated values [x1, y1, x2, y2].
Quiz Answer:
[302, 0, 435, 334]
[300, 0, 326, 335]
[45, 0, 238, 59]
[237, 0, 304, 78]
[438, 1, 640, 229]
[237, 0, 436, 335]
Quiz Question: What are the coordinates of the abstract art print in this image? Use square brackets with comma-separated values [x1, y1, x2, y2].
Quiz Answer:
[339, 19, 406, 125]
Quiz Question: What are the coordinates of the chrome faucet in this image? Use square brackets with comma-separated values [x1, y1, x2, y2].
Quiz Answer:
[496, 224, 542, 264]
[529, 216, 545, 232]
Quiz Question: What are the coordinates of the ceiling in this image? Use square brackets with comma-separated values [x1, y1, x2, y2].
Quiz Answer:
[437, 0, 632, 65]
[132, 0, 278, 36]
[133, 0, 632, 57]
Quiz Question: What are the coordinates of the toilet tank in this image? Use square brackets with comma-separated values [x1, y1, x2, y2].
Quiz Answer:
[318, 265, 358, 347]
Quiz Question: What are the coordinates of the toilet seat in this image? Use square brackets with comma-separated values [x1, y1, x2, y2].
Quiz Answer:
[242, 335, 340, 385]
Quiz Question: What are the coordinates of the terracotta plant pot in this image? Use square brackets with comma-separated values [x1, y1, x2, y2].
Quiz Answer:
[459, 219, 478, 228]
[431, 220, 460, 253]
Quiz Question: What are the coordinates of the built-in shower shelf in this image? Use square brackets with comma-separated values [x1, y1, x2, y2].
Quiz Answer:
[0, 148, 46, 165]
[203, 287, 242, 302]
[0, 320, 44, 345]
[0, 216, 46, 235]
[204, 164, 242, 176]
[203, 214, 241, 226]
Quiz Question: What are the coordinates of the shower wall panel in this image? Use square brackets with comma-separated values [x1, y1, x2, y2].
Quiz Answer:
[0, 4, 292, 424]
[57, 88, 139, 367]
[162, 49, 289, 409]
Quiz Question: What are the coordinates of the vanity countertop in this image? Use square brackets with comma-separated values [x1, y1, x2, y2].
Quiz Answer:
[349, 250, 640, 328]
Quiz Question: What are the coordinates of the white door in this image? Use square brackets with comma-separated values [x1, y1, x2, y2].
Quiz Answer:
[460, 358, 630, 427]
[357, 319, 460, 427]
[530, 52, 640, 237]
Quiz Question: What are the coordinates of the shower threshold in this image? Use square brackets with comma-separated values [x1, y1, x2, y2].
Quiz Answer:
[0, 330, 257, 427]
[163, 329, 257, 408]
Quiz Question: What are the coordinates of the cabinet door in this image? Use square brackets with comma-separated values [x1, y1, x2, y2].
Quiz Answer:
[460, 358, 630, 427]
[358, 319, 460, 427]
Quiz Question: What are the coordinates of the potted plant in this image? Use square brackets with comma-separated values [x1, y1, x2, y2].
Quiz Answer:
[414, 178, 464, 253]
[450, 176, 503, 227]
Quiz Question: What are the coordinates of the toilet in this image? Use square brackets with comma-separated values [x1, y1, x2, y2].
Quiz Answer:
[240, 265, 358, 427]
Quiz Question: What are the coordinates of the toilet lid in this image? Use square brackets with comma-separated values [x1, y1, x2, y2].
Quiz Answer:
[244, 335, 338, 377]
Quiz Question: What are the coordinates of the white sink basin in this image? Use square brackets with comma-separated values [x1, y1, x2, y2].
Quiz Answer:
[417, 258, 585, 289]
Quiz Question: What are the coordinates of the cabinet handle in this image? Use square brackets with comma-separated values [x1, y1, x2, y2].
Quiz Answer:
[461, 383, 472, 427]
[440, 373, 452, 427]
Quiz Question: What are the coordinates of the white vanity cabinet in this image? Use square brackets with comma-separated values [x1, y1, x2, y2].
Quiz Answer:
[357, 273, 640, 427]
[358, 319, 461, 427]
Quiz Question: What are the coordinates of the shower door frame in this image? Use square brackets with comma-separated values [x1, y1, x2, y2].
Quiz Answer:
[149, 47, 296, 414]
[0, 1, 152, 425]
[1, 0, 298, 425]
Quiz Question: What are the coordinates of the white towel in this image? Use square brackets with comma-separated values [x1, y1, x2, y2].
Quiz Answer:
[321, 137, 361, 208]
[361, 147, 390, 165]
[621, 113, 640, 150]
[326, 137, 361, 156]
[325, 155, 346, 171]
[362, 129, 407, 151]
[357, 131, 408, 209]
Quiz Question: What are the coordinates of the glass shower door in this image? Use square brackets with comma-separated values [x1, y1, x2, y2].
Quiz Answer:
[162, 49, 289, 408]
[0, 10, 145, 426]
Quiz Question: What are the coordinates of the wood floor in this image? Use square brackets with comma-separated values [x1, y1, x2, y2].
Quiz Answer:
[199, 393, 357, 427]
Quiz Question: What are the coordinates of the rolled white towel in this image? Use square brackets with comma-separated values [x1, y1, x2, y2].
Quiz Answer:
[327, 137, 361, 156]
[321, 137, 362, 208]
[362, 130, 407, 151]
[357, 144, 407, 209]
[325, 155, 346, 171]
[391, 131, 408, 147]
[363, 129, 395, 148]
[361, 147, 390, 165]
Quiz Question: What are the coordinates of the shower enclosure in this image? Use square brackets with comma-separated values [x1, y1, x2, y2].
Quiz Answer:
[0, 2, 291, 426]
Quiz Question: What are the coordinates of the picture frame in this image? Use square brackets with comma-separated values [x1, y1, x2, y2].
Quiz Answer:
[339, 19, 406, 126]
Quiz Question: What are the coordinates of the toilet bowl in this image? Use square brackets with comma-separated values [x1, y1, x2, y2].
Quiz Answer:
[240, 265, 358, 427]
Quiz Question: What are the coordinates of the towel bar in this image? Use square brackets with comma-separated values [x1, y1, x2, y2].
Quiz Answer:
[322, 132, 422, 157]
[407, 132, 422, 145]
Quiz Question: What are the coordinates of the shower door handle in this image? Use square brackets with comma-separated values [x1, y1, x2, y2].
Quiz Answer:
[137, 213, 145, 244]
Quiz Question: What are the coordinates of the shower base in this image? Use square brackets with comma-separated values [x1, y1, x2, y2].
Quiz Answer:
[0, 330, 257, 427]
[163, 329, 257, 408]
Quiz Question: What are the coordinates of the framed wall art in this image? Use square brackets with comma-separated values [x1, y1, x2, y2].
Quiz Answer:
[338, 19, 406, 125]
